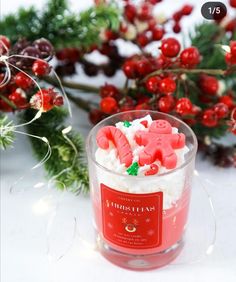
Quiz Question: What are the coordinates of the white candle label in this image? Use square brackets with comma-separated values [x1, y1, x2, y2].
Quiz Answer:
[101, 184, 163, 249]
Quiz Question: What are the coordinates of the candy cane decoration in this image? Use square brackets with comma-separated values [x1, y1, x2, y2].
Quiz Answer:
[96, 126, 133, 167]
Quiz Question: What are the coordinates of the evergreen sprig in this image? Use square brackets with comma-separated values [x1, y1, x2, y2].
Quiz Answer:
[0, 115, 15, 150]
[190, 23, 232, 74]
[0, 0, 120, 48]
[188, 22, 236, 139]
[24, 108, 89, 194]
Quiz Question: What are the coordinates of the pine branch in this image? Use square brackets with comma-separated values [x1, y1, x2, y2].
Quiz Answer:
[0, 115, 15, 150]
[190, 23, 231, 71]
[0, 0, 121, 49]
[23, 108, 89, 194]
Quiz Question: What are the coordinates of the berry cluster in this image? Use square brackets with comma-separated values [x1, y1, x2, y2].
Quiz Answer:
[225, 41, 236, 65]
[55, 43, 124, 77]
[91, 35, 235, 137]
[54, 1, 193, 78]
[172, 4, 193, 34]
[85, 1, 236, 144]
[0, 36, 63, 112]
[51, 0, 236, 141]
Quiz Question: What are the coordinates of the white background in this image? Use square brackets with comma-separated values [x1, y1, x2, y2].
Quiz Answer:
[1, 0, 236, 282]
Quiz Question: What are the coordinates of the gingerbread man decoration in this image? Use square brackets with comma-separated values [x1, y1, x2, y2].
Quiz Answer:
[134, 120, 185, 169]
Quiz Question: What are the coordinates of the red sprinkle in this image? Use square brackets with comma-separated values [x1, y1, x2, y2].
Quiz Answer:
[140, 120, 148, 128]
[145, 164, 159, 176]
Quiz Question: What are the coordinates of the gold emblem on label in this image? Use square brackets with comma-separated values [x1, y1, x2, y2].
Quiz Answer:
[125, 224, 136, 233]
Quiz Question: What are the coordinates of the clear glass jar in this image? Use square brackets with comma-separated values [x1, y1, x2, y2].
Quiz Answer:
[86, 110, 198, 270]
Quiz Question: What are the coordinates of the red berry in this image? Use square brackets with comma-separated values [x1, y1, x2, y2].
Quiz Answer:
[158, 96, 175, 113]
[173, 22, 181, 33]
[175, 97, 192, 115]
[20, 46, 41, 65]
[122, 96, 135, 107]
[0, 35, 10, 54]
[32, 59, 51, 76]
[30, 88, 63, 112]
[56, 48, 69, 60]
[0, 98, 13, 112]
[161, 38, 181, 58]
[156, 54, 171, 68]
[136, 59, 152, 76]
[137, 33, 150, 47]
[100, 97, 118, 114]
[199, 75, 219, 96]
[181, 5, 193, 15]
[225, 52, 232, 64]
[159, 77, 176, 95]
[53, 96, 64, 106]
[151, 27, 164, 41]
[14, 72, 33, 90]
[135, 103, 149, 110]
[146, 76, 160, 93]
[183, 118, 197, 126]
[137, 96, 149, 105]
[230, 41, 236, 57]
[231, 54, 236, 65]
[122, 60, 138, 79]
[104, 30, 118, 41]
[148, 18, 158, 30]
[172, 11, 182, 22]
[213, 103, 229, 118]
[8, 91, 28, 109]
[229, 0, 236, 8]
[120, 97, 135, 112]
[219, 95, 234, 109]
[199, 94, 212, 104]
[191, 105, 201, 116]
[119, 22, 128, 33]
[201, 109, 218, 127]
[56, 48, 80, 62]
[99, 43, 118, 57]
[66, 48, 80, 62]
[180, 47, 200, 67]
[100, 84, 119, 98]
[137, 3, 152, 21]
[124, 4, 136, 23]
[89, 109, 104, 124]
[120, 104, 134, 112]
[149, 0, 163, 3]
[33, 38, 54, 58]
[225, 19, 236, 32]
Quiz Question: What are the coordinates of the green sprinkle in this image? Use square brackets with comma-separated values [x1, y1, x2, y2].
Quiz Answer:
[126, 162, 139, 176]
[123, 120, 132, 128]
